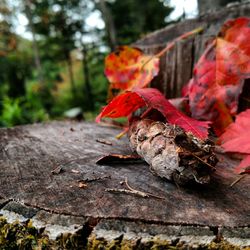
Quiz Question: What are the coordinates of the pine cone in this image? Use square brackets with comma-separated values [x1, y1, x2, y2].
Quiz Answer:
[128, 119, 217, 186]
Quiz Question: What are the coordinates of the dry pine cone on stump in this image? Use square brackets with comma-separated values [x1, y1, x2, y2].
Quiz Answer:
[128, 119, 217, 186]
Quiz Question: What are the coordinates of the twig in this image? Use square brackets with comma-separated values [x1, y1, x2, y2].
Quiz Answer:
[190, 152, 216, 170]
[230, 174, 247, 187]
[116, 128, 129, 139]
[141, 27, 203, 69]
[78, 175, 111, 183]
[105, 188, 149, 197]
[51, 166, 64, 175]
[124, 177, 151, 197]
[96, 139, 113, 145]
[78, 175, 111, 189]
[106, 178, 165, 199]
[156, 27, 204, 58]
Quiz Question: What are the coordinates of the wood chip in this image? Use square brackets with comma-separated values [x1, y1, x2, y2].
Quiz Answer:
[96, 139, 113, 145]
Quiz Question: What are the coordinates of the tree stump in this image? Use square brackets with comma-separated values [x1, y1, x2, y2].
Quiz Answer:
[1, 3, 250, 249]
[0, 121, 249, 249]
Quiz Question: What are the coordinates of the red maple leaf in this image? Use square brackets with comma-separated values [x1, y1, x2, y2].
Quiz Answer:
[105, 46, 159, 92]
[185, 17, 250, 135]
[96, 88, 210, 139]
[220, 109, 250, 174]
[105, 28, 203, 100]
[96, 91, 146, 122]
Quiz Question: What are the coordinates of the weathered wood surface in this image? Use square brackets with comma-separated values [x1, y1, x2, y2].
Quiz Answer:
[0, 121, 249, 248]
[134, 2, 250, 99]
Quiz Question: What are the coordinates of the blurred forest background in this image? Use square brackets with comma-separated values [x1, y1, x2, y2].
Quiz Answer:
[0, 0, 236, 127]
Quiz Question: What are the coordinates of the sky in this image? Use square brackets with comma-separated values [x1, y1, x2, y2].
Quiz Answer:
[15, 0, 198, 40]
[168, 0, 198, 20]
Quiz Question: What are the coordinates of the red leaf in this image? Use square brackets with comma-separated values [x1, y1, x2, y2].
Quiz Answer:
[220, 109, 250, 154]
[220, 109, 250, 174]
[96, 88, 210, 139]
[105, 46, 159, 91]
[185, 17, 250, 135]
[235, 155, 250, 174]
[95, 91, 146, 122]
[135, 88, 210, 139]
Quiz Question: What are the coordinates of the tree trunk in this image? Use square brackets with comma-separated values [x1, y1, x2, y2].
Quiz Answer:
[98, 0, 117, 51]
[82, 44, 94, 110]
[66, 54, 77, 100]
[24, 0, 44, 84]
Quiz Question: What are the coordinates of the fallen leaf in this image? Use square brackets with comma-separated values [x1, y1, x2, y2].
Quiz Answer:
[105, 46, 159, 93]
[96, 154, 142, 165]
[185, 17, 250, 135]
[96, 91, 146, 122]
[169, 97, 189, 114]
[220, 109, 250, 154]
[220, 109, 250, 173]
[235, 155, 250, 174]
[96, 88, 210, 139]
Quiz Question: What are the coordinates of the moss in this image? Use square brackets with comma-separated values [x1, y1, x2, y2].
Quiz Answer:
[207, 240, 244, 250]
[1, 216, 249, 250]
[0, 216, 86, 250]
[56, 229, 87, 250]
[88, 235, 174, 250]
[120, 239, 140, 250]
[87, 235, 122, 250]
[87, 234, 250, 250]
[0, 216, 52, 249]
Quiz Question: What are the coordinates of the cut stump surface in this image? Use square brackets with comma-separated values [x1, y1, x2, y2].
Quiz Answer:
[0, 121, 249, 248]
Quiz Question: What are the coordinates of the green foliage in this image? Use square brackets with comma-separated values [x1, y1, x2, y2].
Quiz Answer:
[0, 217, 51, 249]
[0, 97, 23, 127]
[0, 0, 174, 127]
[0, 80, 49, 127]
[0, 95, 48, 127]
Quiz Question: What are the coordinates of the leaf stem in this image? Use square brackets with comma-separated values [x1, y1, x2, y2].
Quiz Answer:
[116, 128, 129, 139]
[230, 174, 247, 187]
[156, 27, 203, 58]
[141, 27, 203, 69]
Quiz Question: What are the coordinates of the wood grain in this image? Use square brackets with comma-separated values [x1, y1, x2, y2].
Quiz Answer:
[134, 2, 250, 99]
[0, 121, 249, 228]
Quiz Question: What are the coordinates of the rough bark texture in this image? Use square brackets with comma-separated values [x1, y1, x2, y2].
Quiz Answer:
[0, 121, 249, 249]
[134, 2, 250, 99]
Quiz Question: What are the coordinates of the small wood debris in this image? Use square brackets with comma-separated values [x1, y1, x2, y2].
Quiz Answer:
[78, 175, 111, 183]
[230, 174, 247, 187]
[96, 154, 143, 165]
[106, 178, 164, 200]
[77, 175, 111, 189]
[96, 138, 113, 145]
[78, 181, 88, 189]
[51, 166, 64, 175]
[71, 169, 80, 174]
